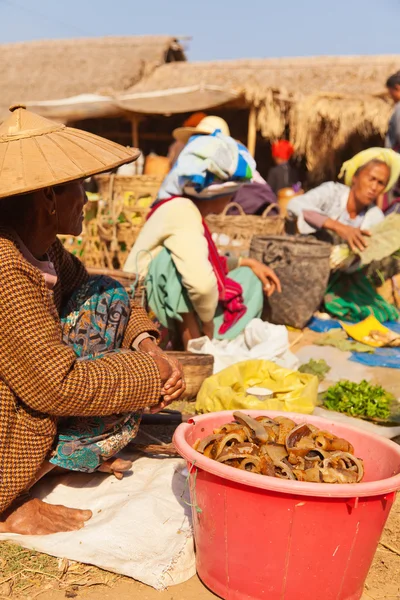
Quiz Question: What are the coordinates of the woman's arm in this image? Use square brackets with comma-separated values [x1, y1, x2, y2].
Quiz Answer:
[0, 263, 163, 417]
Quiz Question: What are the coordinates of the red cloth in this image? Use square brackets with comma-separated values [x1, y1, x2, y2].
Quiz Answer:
[183, 112, 207, 128]
[272, 140, 294, 161]
[147, 198, 247, 335]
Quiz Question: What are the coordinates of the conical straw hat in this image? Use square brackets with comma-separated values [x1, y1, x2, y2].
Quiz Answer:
[0, 104, 140, 199]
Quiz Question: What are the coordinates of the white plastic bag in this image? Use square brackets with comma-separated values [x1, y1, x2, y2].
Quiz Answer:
[188, 318, 299, 373]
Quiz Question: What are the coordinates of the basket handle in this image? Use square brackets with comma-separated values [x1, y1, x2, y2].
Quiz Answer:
[261, 203, 280, 218]
[108, 173, 115, 203]
[263, 242, 291, 268]
[220, 202, 246, 217]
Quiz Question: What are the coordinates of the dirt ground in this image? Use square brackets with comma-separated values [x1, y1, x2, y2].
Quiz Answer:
[21, 496, 400, 600]
[1, 328, 399, 600]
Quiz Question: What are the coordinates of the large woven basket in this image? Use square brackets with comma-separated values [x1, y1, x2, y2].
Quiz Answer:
[95, 173, 164, 204]
[74, 174, 164, 269]
[165, 352, 214, 400]
[250, 235, 332, 329]
[206, 202, 284, 259]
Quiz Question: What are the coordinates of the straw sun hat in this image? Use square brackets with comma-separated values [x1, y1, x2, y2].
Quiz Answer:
[0, 104, 139, 199]
[173, 115, 230, 144]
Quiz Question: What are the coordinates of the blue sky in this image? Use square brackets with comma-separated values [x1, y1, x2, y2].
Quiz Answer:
[0, 0, 399, 61]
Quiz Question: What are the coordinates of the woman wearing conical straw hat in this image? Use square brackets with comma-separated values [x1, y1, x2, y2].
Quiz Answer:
[0, 105, 185, 535]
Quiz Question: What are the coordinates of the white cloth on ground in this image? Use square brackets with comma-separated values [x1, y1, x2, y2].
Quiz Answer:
[188, 318, 299, 373]
[0, 454, 195, 590]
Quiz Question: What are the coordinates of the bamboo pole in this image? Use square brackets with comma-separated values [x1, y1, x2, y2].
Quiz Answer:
[131, 116, 139, 148]
[247, 106, 257, 157]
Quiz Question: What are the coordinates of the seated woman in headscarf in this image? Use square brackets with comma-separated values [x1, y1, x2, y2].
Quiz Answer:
[0, 106, 185, 536]
[287, 148, 400, 323]
[124, 131, 281, 348]
[287, 148, 400, 251]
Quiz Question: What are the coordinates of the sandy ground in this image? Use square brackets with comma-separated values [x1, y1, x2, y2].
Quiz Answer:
[38, 493, 400, 600]
[8, 328, 400, 600]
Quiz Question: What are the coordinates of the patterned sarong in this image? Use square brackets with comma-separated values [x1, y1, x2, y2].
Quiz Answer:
[49, 276, 141, 472]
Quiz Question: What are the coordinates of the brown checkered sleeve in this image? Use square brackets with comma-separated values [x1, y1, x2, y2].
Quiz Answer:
[122, 300, 160, 349]
[0, 260, 162, 417]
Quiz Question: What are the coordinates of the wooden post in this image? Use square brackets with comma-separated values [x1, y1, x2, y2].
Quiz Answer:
[247, 106, 257, 157]
[131, 116, 139, 148]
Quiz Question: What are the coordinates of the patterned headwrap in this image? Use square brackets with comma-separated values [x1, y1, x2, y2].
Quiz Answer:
[157, 130, 256, 201]
[339, 147, 400, 193]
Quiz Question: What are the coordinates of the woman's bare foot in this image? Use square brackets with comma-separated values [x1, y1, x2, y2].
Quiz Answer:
[97, 457, 133, 480]
[0, 498, 92, 535]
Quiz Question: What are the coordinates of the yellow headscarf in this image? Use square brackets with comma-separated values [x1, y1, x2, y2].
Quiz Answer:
[339, 148, 400, 193]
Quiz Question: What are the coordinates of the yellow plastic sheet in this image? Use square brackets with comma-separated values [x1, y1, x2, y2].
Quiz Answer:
[341, 315, 400, 348]
[195, 360, 319, 415]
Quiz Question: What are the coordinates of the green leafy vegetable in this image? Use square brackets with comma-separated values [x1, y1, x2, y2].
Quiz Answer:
[323, 380, 393, 420]
[299, 359, 330, 381]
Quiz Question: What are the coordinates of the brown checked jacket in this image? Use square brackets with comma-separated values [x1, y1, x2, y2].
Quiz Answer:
[0, 229, 161, 513]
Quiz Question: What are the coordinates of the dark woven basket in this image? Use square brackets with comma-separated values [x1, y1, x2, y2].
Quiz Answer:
[250, 235, 332, 329]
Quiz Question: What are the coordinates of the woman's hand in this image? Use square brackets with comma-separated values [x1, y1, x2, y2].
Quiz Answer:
[138, 338, 186, 408]
[334, 223, 371, 253]
[324, 219, 371, 253]
[240, 258, 282, 297]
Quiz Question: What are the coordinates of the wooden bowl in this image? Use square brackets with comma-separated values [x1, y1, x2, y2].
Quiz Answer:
[166, 351, 214, 400]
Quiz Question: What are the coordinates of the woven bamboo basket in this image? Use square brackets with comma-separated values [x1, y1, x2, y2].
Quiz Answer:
[206, 202, 285, 259]
[95, 174, 163, 204]
[75, 173, 164, 269]
[165, 352, 214, 400]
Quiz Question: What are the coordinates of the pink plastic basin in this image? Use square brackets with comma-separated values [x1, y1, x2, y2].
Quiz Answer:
[173, 410, 400, 600]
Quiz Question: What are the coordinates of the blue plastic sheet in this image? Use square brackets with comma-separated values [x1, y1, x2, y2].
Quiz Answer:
[309, 316, 400, 368]
[308, 317, 342, 333]
[309, 316, 400, 334]
[351, 347, 400, 369]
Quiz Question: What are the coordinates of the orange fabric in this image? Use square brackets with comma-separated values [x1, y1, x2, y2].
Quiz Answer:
[183, 112, 207, 128]
[272, 140, 294, 161]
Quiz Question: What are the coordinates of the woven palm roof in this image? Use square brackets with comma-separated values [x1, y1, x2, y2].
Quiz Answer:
[129, 55, 400, 99]
[127, 55, 400, 174]
[0, 36, 185, 118]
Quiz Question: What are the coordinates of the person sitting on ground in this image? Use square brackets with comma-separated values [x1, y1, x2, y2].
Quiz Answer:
[0, 105, 185, 536]
[124, 130, 281, 349]
[287, 148, 400, 252]
[287, 148, 400, 323]
[267, 140, 300, 196]
[167, 112, 207, 168]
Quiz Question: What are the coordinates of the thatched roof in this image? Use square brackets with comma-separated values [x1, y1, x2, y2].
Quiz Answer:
[128, 55, 400, 176]
[0, 36, 185, 119]
[116, 85, 238, 114]
[129, 55, 400, 98]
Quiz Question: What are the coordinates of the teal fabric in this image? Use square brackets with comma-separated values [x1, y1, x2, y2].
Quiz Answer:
[146, 248, 263, 340]
[213, 266, 263, 340]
